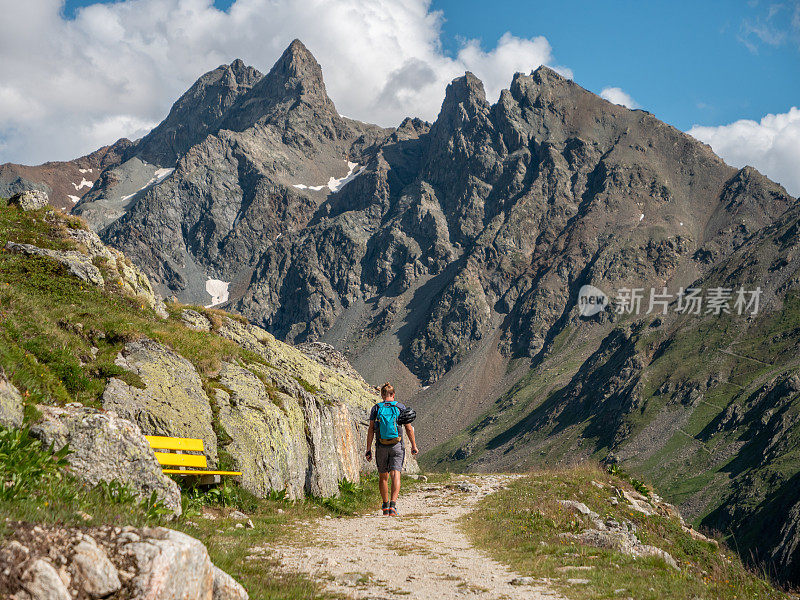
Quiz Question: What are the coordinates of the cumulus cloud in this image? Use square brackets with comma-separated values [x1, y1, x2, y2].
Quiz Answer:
[599, 87, 639, 109]
[0, 0, 567, 165]
[688, 107, 800, 197]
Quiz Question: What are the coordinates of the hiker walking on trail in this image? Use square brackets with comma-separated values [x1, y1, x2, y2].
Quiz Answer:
[365, 382, 418, 516]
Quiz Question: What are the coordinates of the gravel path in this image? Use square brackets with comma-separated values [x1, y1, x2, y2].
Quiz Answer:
[269, 475, 566, 600]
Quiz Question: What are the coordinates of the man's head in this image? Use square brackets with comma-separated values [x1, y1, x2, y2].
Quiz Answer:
[380, 382, 394, 400]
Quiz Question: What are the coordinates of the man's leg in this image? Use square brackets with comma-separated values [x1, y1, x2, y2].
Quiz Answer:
[389, 470, 401, 502]
[379, 472, 390, 503]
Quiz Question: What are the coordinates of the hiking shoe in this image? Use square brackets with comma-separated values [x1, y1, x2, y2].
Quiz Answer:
[382, 507, 390, 515]
[387, 506, 398, 516]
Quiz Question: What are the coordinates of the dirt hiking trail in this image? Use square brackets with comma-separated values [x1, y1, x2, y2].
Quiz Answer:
[270, 474, 566, 599]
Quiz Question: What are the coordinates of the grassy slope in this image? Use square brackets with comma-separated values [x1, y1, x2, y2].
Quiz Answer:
[464, 466, 786, 600]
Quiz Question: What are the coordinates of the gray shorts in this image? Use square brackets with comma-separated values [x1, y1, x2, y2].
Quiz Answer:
[375, 442, 404, 473]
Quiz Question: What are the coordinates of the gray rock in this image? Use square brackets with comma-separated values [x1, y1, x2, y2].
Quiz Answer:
[181, 308, 212, 332]
[558, 499, 599, 520]
[70, 536, 122, 597]
[213, 565, 249, 600]
[455, 481, 480, 493]
[0, 366, 24, 428]
[563, 528, 679, 570]
[29, 403, 181, 516]
[121, 528, 215, 599]
[22, 559, 71, 600]
[9, 190, 49, 211]
[5, 242, 104, 286]
[509, 577, 536, 585]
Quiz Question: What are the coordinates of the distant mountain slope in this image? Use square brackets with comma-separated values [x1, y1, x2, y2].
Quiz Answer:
[0, 138, 132, 211]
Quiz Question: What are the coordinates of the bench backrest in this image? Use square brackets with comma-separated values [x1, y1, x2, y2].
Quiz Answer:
[145, 435, 208, 469]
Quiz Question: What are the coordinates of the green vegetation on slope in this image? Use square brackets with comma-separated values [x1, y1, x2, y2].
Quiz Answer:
[0, 202, 272, 418]
[464, 466, 786, 600]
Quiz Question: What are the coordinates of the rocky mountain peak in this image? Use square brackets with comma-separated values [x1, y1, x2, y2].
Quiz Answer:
[220, 39, 338, 131]
[437, 72, 489, 122]
[134, 58, 263, 166]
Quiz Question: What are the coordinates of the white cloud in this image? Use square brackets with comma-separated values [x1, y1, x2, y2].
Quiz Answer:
[688, 107, 800, 197]
[0, 0, 566, 165]
[599, 87, 639, 109]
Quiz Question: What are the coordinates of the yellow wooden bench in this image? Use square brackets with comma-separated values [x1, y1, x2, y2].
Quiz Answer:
[145, 435, 241, 482]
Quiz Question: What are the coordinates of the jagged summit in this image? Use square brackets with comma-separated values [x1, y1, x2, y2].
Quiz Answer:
[134, 58, 262, 166]
[220, 39, 338, 132]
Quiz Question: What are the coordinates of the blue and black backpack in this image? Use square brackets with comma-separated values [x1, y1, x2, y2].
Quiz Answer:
[376, 400, 401, 444]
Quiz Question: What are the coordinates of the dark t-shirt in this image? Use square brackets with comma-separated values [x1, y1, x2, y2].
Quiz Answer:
[370, 401, 407, 447]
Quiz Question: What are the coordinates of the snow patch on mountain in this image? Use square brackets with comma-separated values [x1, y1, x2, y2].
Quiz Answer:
[205, 278, 230, 307]
[72, 178, 93, 190]
[67, 195, 80, 203]
[120, 168, 175, 202]
[293, 161, 362, 193]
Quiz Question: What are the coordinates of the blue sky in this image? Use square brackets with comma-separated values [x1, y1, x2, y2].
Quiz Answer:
[62, 0, 800, 131]
[430, 0, 800, 130]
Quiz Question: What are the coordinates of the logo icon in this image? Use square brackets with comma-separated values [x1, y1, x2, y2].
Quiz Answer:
[578, 284, 608, 317]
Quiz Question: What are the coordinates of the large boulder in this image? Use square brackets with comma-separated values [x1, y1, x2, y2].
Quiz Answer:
[214, 361, 365, 498]
[8, 190, 49, 211]
[29, 403, 182, 516]
[0, 366, 24, 428]
[102, 338, 218, 464]
[122, 528, 215, 599]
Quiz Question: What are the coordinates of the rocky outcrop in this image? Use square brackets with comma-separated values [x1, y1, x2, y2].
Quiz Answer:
[65, 226, 167, 316]
[0, 523, 247, 600]
[103, 338, 218, 465]
[558, 495, 680, 570]
[8, 190, 49, 211]
[0, 366, 24, 428]
[29, 404, 182, 516]
[5, 242, 105, 286]
[5, 218, 168, 317]
[213, 360, 366, 498]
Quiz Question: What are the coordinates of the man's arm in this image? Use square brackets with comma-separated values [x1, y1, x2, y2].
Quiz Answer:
[404, 424, 418, 455]
[366, 421, 375, 460]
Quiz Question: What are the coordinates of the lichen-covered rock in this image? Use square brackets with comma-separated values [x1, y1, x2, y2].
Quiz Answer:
[218, 318, 377, 403]
[5, 242, 104, 286]
[214, 361, 364, 498]
[0, 366, 24, 428]
[29, 403, 182, 516]
[180, 308, 212, 332]
[102, 338, 217, 464]
[8, 190, 49, 211]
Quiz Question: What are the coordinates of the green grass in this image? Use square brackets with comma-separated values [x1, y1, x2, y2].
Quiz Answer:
[463, 465, 787, 600]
